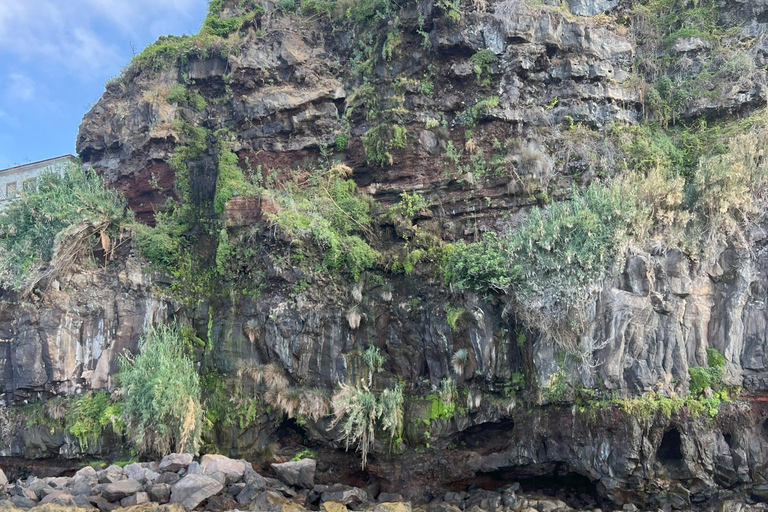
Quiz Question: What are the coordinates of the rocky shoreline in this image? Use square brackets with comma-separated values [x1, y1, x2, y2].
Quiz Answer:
[1, 454, 766, 512]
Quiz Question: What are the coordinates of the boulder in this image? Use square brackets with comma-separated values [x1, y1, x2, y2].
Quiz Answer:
[73, 467, 98, 485]
[321, 485, 369, 506]
[159, 454, 194, 473]
[322, 502, 347, 512]
[203, 494, 237, 511]
[379, 493, 405, 503]
[39, 491, 74, 505]
[156, 473, 181, 486]
[9, 496, 37, 509]
[120, 492, 150, 507]
[186, 462, 202, 475]
[87, 495, 118, 512]
[0, 468, 7, 487]
[97, 466, 124, 485]
[271, 459, 316, 489]
[374, 503, 412, 512]
[122, 464, 147, 484]
[250, 490, 307, 512]
[102, 480, 143, 502]
[147, 484, 172, 503]
[69, 479, 93, 496]
[236, 482, 269, 506]
[10, 485, 37, 502]
[200, 455, 246, 484]
[243, 466, 268, 489]
[170, 474, 224, 510]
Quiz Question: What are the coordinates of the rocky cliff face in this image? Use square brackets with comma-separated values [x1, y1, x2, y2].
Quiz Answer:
[5, 0, 768, 509]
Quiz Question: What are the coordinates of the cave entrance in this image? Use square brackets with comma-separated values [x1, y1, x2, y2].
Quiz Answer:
[658, 428, 683, 462]
[273, 417, 312, 453]
[447, 467, 604, 510]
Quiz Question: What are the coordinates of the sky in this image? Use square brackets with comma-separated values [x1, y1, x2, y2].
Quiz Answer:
[0, 0, 209, 169]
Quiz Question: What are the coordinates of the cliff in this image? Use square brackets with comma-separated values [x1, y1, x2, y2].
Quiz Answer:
[4, 0, 768, 509]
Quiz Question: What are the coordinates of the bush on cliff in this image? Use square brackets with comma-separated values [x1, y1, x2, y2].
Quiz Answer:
[270, 164, 379, 280]
[447, 183, 641, 343]
[119, 323, 203, 456]
[0, 165, 129, 292]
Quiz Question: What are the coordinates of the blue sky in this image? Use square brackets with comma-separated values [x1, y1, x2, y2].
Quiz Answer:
[0, 0, 209, 169]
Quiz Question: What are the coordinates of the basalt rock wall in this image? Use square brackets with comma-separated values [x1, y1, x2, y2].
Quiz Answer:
[5, 0, 768, 509]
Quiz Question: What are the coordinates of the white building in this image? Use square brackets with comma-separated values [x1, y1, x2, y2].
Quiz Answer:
[0, 155, 77, 202]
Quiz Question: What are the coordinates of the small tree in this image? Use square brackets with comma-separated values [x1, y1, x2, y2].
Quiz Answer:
[119, 323, 202, 456]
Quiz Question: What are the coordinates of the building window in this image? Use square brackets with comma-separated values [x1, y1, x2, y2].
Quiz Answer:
[6, 182, 18, 199]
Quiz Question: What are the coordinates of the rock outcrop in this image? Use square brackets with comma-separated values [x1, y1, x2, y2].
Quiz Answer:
[4, 0, 768, 510]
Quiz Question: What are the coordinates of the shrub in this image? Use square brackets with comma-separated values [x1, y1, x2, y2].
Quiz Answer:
[0, 165, 129, 291]
[470, 49, 497, 86]
[271, 167, 379, 280]
[214, 145, 250, 214]
[66, 392, 124, 451]
[388, 191, 429, 220]
[362, 123, 407, 166]
[445, 232, 516, 293]
[202, 0, 263, 37]
[119, 323, 203, 456]
[331, 382, 403, 468]
[132, 211, 186, 269]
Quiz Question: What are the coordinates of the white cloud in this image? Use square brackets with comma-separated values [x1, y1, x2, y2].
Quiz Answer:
[7, 73, 35, 102]
[0, 0, 204, 76]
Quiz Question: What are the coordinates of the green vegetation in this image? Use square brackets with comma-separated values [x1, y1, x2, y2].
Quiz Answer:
[166, 84, 207, 111]
[470, 49, 497, 86]
[202, 0, 264, 37]
[119, 323, 203, 456]
[214, 143, 250, 214]
[65, 392, 124, 450]
[363, 123, 407, 166]
[270, 165, 378, 280]
[0, 165, 129, 292]
[688, 347, 726, 395]
[331, 382, 403, 468]
[21, 392, 124, 451]
[388, 191, 429, 220]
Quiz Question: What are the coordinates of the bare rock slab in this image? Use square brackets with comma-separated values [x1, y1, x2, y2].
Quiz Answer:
[170, 474, 224, 510]
[159, 454, 194, 473]
[102, 480, 143, 502]
[271, 459, 316, 489]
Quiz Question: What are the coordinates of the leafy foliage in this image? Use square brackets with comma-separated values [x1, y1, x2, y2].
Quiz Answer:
[0, 165, 129, 291]
[362, 123, 407, 166]
[66, 392, 125, 450]
[331, 382, 403, 468]
[119, 324, 203, 456]
[271, 166, 378, 280]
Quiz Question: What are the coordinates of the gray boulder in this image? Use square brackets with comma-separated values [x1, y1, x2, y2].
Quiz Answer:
[120, 491, 150, 507]
[122, 463, 147, 483]
[10, 496, 37, 509]
[0, 468, 7, 487]
[73, 466, 98, 485]
[271, 459, 316, 489]
[147, 483, 172, 503]
[69, 478, 93, 496]
[243, 465, 268, 488]
[159, 453, 194, 473]
[322, 485, 369, 505]
[156, 472, 181, 485]
[170, 474, 224, 510]
[102, 479, 142, 502]
[97, 465, 124, 484]
[201, 455, 246, 484]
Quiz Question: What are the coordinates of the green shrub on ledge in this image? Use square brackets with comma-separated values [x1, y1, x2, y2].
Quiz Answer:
[119, 323, 203, 456]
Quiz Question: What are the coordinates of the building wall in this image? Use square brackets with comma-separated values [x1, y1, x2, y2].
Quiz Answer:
[0, 156, 76, 202]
